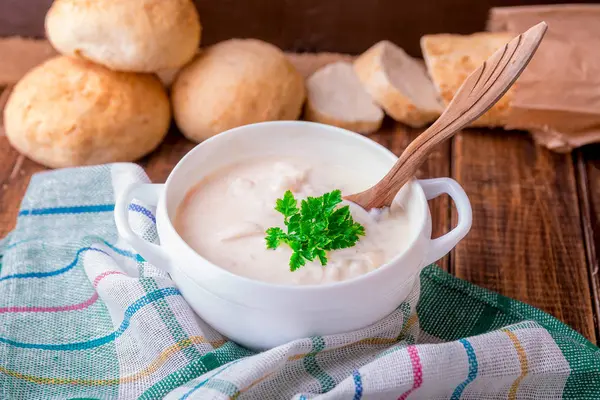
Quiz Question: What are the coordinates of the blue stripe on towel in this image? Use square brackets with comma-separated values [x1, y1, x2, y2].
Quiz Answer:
[19, 204, 115, 216]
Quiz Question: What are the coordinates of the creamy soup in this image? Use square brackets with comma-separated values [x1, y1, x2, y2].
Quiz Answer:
[174, 157, 415, 285]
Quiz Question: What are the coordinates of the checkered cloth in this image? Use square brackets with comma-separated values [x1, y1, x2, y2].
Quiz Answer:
[0, 163, 598, 399]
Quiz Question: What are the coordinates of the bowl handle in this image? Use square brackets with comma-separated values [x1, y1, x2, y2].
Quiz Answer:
[114, 183, 172, 273]
[418, 178, 472, 266]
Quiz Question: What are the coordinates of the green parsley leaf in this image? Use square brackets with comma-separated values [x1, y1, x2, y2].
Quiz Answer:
[265, 227, 286, 249]
[275, 190, 298, 224]
[289, 252, 306, 271]
[265, 189, 366, 271]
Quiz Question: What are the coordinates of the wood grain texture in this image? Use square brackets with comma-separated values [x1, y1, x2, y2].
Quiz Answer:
[2, 0, 597, 55]
[370, 119, 451, 271]
[0, 86, 46, 237]
[0, 140, 46, 238]
[141, 126, 197, 183]
[576, 146, 600, 339]
[452, 129, 597, 341]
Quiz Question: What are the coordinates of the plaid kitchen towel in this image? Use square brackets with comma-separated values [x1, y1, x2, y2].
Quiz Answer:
[0, 163, 598, 400]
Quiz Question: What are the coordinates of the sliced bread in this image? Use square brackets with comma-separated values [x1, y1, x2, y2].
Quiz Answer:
[305, 61, 384, 134]
[353, 41, 443, 128]
[420, 32, 513, 127]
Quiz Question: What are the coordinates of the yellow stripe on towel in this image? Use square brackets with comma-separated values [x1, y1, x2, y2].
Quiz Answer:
[503, 329, 529, 400]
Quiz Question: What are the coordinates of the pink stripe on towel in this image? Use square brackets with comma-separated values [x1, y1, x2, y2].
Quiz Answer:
[398, 345, 423, 400]
[0, 270, 124, 314]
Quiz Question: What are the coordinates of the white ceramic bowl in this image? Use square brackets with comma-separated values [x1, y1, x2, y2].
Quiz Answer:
[115, 121, 472, 350]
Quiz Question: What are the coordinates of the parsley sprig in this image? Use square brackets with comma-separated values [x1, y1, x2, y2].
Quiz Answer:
[265, 190, 366, 271]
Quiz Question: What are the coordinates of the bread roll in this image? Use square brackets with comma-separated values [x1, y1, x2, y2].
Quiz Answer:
[45, 0, 201, 72]
[172, 39, 306, 142]
[354, 41, 443, 128]
[4, 56, 171, 168]
[420, 32, 513, 127]
[305, 62, 383, 134]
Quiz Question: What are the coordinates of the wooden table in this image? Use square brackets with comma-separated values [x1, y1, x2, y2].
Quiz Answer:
[1, 74, 598, 345]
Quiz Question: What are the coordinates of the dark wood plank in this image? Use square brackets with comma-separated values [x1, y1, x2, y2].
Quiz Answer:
[2, 0, 597, 56]
[142, 126, 196, 183]
[0, 85, 48, 239]
[0, 129, 46, 238]
[576, 145, 600, 340]
[0, 142, 47, 237]
[452, 129, 597, 342]
[370, 119, 451, 271]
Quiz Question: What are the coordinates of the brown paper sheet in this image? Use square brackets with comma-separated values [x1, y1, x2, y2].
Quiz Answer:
[488, 4, 600, 152]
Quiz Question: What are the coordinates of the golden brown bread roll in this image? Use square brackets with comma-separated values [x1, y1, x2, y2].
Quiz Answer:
[45, 0, 201, 72]
[4, 56, 171, 168]
[172, 39, 306, 142]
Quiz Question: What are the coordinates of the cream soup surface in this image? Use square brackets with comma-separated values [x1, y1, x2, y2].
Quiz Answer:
[174, 157, 414, 285]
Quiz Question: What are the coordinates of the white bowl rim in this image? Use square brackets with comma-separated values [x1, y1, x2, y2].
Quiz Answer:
[161, 121, 430, 293]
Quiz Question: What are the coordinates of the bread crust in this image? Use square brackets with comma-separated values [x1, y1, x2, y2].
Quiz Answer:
[172, 39, 306, 142]
[4, 56, 171, 168]
[45, 0, 201, 72]
[420, 32, 513, 127]
[304, 102, 383, 134]
[354, 41, 441, 128]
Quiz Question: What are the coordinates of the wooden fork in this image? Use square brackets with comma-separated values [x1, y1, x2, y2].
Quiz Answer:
[345, 21, 548, 210]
